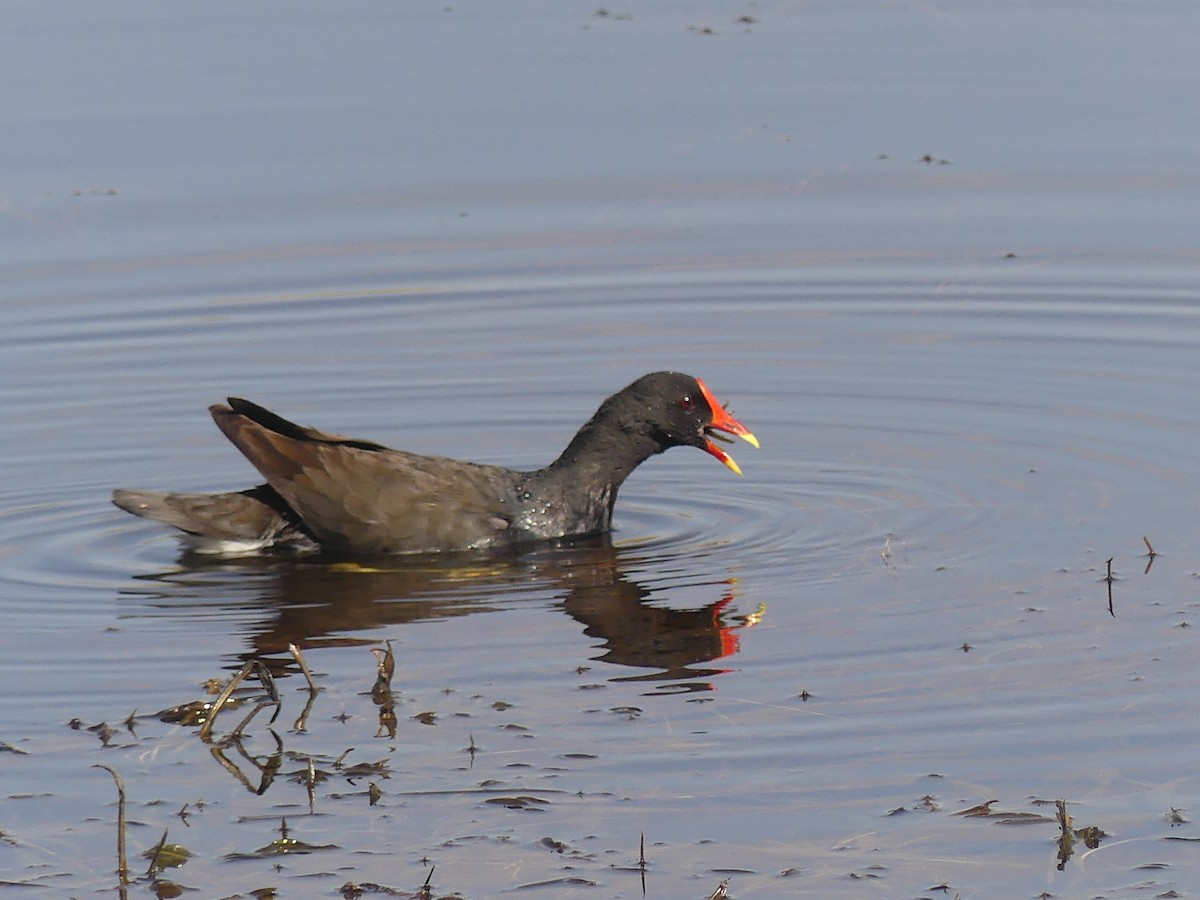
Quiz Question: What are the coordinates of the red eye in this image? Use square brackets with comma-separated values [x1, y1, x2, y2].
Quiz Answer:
[680, 395, 696, 411]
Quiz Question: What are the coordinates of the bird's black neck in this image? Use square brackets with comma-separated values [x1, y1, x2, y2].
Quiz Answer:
[544, 405, 665, 492]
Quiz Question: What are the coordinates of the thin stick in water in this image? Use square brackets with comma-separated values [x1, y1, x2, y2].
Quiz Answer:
[1105, 557, 1115, 617]
[93, 764, 129, 885]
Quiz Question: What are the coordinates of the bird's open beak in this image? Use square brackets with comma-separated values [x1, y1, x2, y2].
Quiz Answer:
[696, 379, 759, 476]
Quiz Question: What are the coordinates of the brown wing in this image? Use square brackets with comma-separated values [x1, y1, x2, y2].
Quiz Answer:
[211, 399, 519, 554]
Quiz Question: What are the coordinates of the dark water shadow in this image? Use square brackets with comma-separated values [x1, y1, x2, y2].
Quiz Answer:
[116, 537, 750, 687]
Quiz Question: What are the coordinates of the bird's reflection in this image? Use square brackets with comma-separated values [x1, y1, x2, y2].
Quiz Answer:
[120, 536, 753, 687]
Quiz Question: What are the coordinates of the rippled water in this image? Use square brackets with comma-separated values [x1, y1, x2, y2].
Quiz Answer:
[6, 2, 1200, 898]
[7, 267, 1200, 898]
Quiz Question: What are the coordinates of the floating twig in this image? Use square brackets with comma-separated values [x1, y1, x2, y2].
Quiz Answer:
[418, 865, 435, 900]
[370, 642, 397, 739]
[1105, 558, 1115, 617]
[305, 756, 317, 814]
[376, 707, 397, 739]
[209, 731, 282, 795]
[209, 743, 254, 792]
[290, 644, 318, 732]
[293, 687, 317, 734]
[953, 799, 997, 817]
[371, 641, 396, 693]
[1055, 799, 1073, 870]
[145, 828, 170, 876]
[256, 662, 281, 726]
[1143, 536, 1158, 575]
[200, 661, 281, 741]
[198, 662, 255, 742]
[228, 700, 274, 742]
[289, 642, 319, 693]
[639, 830, 647, 896]
[92, 764, 129, 885]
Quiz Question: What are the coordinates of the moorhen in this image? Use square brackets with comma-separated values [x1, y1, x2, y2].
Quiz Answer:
[112, 371, 758, 555]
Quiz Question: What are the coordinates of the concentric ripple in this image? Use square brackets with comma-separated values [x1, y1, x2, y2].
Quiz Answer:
[7, 268, 1200, 608]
